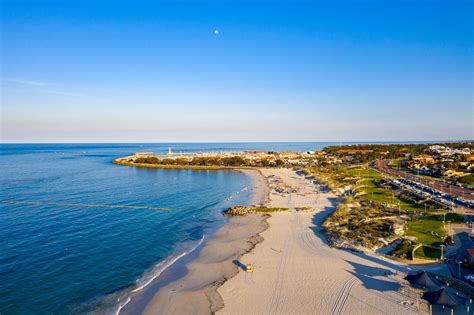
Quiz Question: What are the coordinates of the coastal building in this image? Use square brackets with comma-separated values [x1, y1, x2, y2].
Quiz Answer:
[443, 170, 467, 178]
[336, 149, 373, 154]
[413, 154, 435, 164]
[278, 152, 300, 159]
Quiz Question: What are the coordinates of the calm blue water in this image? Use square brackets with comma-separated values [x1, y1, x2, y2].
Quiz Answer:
[0, 142, 337, 314]
[0, 142, 430, 314]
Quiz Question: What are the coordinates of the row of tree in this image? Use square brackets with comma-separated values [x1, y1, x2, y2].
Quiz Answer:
[134, 156, 286, 167]
[324, 142, 474, 163]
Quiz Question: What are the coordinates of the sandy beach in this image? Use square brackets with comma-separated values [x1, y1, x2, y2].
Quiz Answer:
[138, 168, 422, 315]
[218, 168, 421, 314]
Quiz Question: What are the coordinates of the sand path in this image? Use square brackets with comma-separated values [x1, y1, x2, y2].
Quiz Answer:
[218, 168, 422, 315]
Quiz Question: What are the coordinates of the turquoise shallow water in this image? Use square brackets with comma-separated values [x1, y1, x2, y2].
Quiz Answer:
[0, 143, 335, 314]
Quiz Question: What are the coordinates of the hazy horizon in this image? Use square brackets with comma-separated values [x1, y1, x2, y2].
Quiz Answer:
[1, 139, 472, 145]
[1, 0, 473, 143]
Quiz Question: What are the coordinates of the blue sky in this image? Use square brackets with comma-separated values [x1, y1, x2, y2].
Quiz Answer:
[1, 0, 473, 142]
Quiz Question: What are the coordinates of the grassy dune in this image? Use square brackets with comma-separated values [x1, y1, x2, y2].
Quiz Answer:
[307, 165, 463, 259]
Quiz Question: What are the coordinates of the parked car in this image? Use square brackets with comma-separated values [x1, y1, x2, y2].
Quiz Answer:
[464, 275, 474, 283]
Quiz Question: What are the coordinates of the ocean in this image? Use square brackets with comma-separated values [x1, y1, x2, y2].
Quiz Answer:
[0, 143, 334, 314]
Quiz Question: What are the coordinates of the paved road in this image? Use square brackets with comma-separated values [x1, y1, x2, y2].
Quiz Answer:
[374, 160, 474, 201]
[445, 226, 474, 282]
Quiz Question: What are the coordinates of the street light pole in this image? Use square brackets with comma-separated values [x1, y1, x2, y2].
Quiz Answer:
[441, 245, 445, 260]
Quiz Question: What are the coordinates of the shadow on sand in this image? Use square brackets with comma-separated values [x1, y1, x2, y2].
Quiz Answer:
[232, 260, 247, 271]
[308, 196, 339, 246]
[349, 249, 414, 273]
[345, 260, 400, 292]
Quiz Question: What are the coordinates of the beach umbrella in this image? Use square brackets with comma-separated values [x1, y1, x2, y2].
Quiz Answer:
[404, 271, 441, 290]
[422, 288, 468, 307]
[422, 288, 468, 315]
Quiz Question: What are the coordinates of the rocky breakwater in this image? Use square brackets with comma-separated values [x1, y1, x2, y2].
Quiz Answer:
[223, 206, 288, 216]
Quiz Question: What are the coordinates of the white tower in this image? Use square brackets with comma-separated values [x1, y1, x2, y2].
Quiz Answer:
[168, 147, 172, 155]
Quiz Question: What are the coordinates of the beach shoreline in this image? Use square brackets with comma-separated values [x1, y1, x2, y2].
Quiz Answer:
[237, 169, 270, 206]
[117, 168, 272, 315]
[120, 167, 420, 315]
[140, 169, 271, 315]
[140, 214, 270, 315]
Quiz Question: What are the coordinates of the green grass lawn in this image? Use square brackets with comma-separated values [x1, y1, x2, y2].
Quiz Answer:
[388, 159, 404, 168]
[406, 217, 445, 259]
[405, 214, 463, 259]
[457, 174, 474, 186]
[343, 167, 427, 213]
[406, 216, 446, 246]
[414, 246, 442, 260]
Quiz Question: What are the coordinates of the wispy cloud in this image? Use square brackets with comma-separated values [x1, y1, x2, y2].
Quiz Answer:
[3, 78, 54, 87]
[45, 90, 84, 97]
[2, 77, 83, 97]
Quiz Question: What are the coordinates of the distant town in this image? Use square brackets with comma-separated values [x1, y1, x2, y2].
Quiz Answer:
[116, 142, 474, 188]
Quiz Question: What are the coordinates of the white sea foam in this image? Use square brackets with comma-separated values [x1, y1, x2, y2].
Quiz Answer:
[114, 235, 205, 315]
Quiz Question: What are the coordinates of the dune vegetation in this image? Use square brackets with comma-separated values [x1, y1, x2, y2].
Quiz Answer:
[307, 165, 462, 259]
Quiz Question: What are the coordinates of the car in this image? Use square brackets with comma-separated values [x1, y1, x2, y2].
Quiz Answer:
[464, 275, 474, 283]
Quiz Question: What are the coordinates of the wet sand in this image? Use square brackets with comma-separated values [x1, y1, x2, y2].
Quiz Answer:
[238, 169, 270, 206]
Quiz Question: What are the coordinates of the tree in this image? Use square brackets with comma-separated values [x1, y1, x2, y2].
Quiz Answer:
[275, 159, 285, 167]
[144, 157, 160, 164]
[135, 157, 146, 163]
[161, 158, 176, 165]
[175, 158, 189, 165]
[260, 159, 270, 167]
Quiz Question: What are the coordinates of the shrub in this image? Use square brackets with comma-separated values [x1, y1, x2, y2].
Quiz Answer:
[275, 159, 285, 167]
[144, 157, 160, 164]
[391, 239, 416, 260]
[161, 158, 176, 165]
[175, 158, 189, 165]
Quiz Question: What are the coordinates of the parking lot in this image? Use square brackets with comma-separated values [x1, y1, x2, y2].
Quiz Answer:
[390, 177, 474, 210]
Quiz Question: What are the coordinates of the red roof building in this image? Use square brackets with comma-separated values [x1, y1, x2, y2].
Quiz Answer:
[467, 249, 474, 267]
[336, 149, 373, 154]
